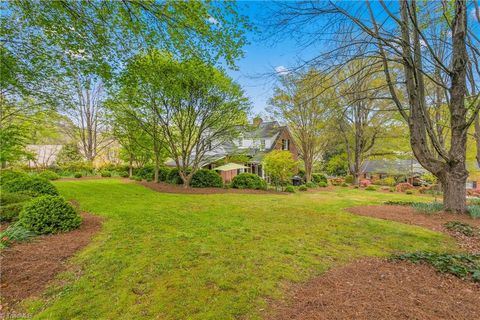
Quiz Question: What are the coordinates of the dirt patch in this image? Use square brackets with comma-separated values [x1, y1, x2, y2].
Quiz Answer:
[347, 205, 480, 253]
[267, 258, 480, 320]
[139, 181, 286, 195]
[0, 213, 103, 309]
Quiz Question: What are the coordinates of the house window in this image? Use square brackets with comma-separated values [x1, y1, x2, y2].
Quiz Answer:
[260, 139, 265, 150]
[282, 139, 289, 150]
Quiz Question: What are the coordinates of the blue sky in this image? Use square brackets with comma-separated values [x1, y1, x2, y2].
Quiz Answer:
[224, 1, 319, 116]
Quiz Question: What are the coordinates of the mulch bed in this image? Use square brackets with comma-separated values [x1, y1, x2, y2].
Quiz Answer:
[139, 181, 286, 195]
[266, 205, 480, 319]
[0, 213, 103, 310]
[267, 258, 480, 320]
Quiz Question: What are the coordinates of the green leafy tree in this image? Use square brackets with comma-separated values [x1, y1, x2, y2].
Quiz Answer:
[263, 150, 298, 190]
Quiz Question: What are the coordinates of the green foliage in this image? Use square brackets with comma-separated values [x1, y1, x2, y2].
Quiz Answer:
[74, 172, 83, 178]
[0, 222, 36, 249]
[405, 190, 413, 195]
[284, 185, 295, 193]
[167, 168, 185, 185]
[341, 182, 349, 187]
[318, 181, 328, 188]
[384, 200, 417, 206]
[365, 185, 376, 191]
[393, 252, 480, 282]
[323, 153, 348, 176]
[468, 205, 480, 219]
[412, 202, 443, 213]
[263, 150, 297, 187]
[134, 165, 155, 181]
[38, 170, 60, 180]
[312, 173, 328, 185]
[421, 173, 437, 184]
[298, 185, 308, 191]
[3, 176, 58, 196]
[378, 177, 396, 186]
[119, 171, 129, 178]
[444, 221, 478, 237]
[0, 203, 25, 222]
[190, 169, 223, 188]
[100, 171, 112, 177]
[61, 161, 94, 176]
[158, 167, 172, 182]
[231, 173, 267, 190]
[56, 143, 83, 165]
[305, 182, 317, 188]
[19, 196, 81, 234]
[0, 191, 32, 206]
[0, 170, 28, 186]
[344, 175, 353, 184]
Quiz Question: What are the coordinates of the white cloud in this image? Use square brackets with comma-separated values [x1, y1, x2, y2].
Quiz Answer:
[275, 65, 290, 75]
[207, 16, 219, 25]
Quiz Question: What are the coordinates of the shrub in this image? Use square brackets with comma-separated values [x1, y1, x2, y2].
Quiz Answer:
[360, 179, 371, 187]
[389, 187, 395, 192]
[134, 165, 155, 181]
[354, 185, 359, 189]
[344, 175, 353, 184]
[330, 177, 344, 186]
[396, 182, 414, 192]
[284, 185, 295, 193]
[0, 222, 36, 249]
[379, 177, 396, 186]
[393, 252, 480, 283]
[405, 190, 414, 195]
[365, 185, 376, 191]
[100, 171, 112, 177]
[119, 171, 129, 178]
[384, 200, 417, 206]
[298, 185, 308, 191]
[19, 196, 81, 234]
[305, 182, 317, 188]
[159, 167, 172, 182]
[74, 172, 82, 178]
[0, 203, 25, 222]
[131, 175, 142, 181]
[312, 173, 327, 185]
[231, 173, 267, 190]
[190, 169, 223, 188]
[38, 170, 60, 181]
[318, 181, 328, 188]
[1, 192, 33, 206]
[444, 221, 478, 237]
[341, 182, 349, 187]
[468, 205, 480, 219]
[412, 201, 443, 213]
[3, 176, 58, 196]
[167, 168, 184, 185]
[0, 170, 28, 186]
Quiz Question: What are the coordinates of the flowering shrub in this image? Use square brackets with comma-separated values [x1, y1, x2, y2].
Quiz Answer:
[360, 179, 371, 187]
[396, 182, 414, 192]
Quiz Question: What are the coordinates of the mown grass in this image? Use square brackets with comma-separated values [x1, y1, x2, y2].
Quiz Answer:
[23, 179, 455, 319]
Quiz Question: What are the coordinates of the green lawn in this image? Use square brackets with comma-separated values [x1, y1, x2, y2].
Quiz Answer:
[25, 179, 454, 319]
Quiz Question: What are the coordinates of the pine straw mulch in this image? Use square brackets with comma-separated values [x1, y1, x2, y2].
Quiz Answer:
[0, 213, 103, 311]
[266, 205, 480, 320]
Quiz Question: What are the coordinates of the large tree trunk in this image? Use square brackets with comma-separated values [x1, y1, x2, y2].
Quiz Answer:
[439, 165, 468, 213]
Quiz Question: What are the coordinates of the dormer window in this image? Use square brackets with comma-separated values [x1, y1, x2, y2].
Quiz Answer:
[282, 139, 289, 150]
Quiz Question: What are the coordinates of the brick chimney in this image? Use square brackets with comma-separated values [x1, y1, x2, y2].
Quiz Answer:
[252, 116, 263, 127]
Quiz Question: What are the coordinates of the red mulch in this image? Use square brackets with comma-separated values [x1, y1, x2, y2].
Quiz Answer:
[267, 258, 480, 320]
[139, 181, 286, 195]
[0, 213, 103, 310]
[266, 205, 480, 319]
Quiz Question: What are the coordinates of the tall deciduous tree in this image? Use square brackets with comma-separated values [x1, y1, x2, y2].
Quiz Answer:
[273, 0, 480, 212]
[269, 70, 332, 182]
[117, 50, 249, 187]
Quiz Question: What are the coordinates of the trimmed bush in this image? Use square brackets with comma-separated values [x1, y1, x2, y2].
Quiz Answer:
[298, 185, 308, 191]
[19, 195, 81, 234]
[167, 168, 184, 185]
[360, 179, 371, 187]
[396, 182, 414, 192]
[284, 185, 295, 193]
[365, 185, 376, 191]
[190, 169, 223, 188]
[0, 170, 28, 186]
[305, 182, 317, 188]
[0, 203, 25, 222]
[405, 190, 414, 195]
[344, 175, 353, 184]
[312, 173, 327, 185]
[38, 170, 60, 181]
[100, 171, 112, 177]
[134, 165, 154, 181]
[3, 176, 58, 196]
[1, 191, 33, 206]
[74, 172, 83, 178]
[119, 171, 129, 178]
[341, 182, 349, 187]
[318, 181, 328, 188]
[158, 167, 172, 182]
[231, 173, 267, 190]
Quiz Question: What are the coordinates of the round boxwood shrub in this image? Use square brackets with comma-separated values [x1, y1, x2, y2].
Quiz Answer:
[0, 170, 28, 186]
[190, 169, 223, 188]
[38, 170, 60, 180]
[3, 176, 58, 196]
[119, 171, 129, 178]
[100, 171, 112, 177]
[231, 173, 267, 190]
[365, 185, 377, 191]
[18, 195, 81, 234]
[318, 181, 328, 188]
[298, 185, 308, 191]
[284, 185, 295, 193]
[305, 182, 317, 188]
[312, 173, 328, 185]
[74, 172, 82, 178]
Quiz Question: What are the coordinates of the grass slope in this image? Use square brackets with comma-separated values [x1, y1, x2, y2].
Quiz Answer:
[24, 179, 454, 319]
